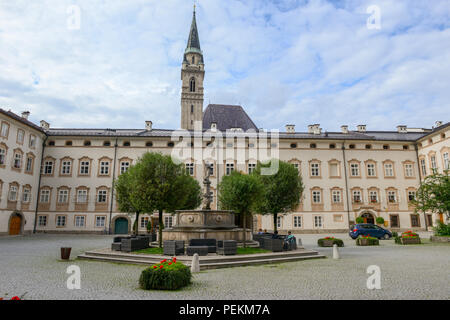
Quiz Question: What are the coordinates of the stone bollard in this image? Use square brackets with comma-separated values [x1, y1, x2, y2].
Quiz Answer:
[191, 253, 200, 273]
[333, 244, 340, 260]
[297, 238, 302, 247]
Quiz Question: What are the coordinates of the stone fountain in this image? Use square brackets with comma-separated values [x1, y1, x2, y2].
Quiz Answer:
[162, 164, 252, 242]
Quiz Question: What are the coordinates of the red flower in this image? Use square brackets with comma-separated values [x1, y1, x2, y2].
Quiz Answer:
[168, 262, 172, 265]
[153, 266, 157, 269]
[172, 257, 177, 262]
[10, 296, 20, 300]
[159, 265, 163, 269]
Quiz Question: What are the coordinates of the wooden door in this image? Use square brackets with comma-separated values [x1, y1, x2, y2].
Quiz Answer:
[9, 216, 22, 235]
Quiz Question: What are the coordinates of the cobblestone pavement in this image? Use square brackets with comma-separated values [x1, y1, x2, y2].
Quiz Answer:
[0, 233, 448, 300]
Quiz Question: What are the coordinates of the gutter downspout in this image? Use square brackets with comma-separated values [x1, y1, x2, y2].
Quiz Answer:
[108, 138, 118, 234]
[415, 143, 428, 230]
[342, 141, 352, 229]
[33, 135, 48, 234]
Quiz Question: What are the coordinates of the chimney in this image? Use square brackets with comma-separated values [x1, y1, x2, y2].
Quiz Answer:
[285, 124, 295, 133]
[211, 122, 217, 132]
[357, 125, 366, 133]
[145, 121, 152, 131]
[435, 121, 443, 128]
[21, 111, 30, 120]
[40, 120, 50, 131]
[341, 125, 349, 134]
[397, 125, 407, 133]
[313, 124, 321, 135]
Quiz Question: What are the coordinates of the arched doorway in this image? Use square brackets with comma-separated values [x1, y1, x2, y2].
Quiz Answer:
[361, 212, 375, 224]
[9, 213, 23, 235]
[114, 218, 129, 234]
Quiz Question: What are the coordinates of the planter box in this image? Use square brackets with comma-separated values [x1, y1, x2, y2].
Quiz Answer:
[430, 236, 450, 243]
[356, 238, 379, 246]
[320, 240, 335, 247]
[399, 237, 421, 245]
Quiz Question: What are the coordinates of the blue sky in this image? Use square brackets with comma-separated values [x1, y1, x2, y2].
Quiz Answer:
[0, 0, 449, 132]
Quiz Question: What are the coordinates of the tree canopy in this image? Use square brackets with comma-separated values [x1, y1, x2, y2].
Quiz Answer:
[115, 152, 202, 246]
[219, 171, 264, 247]
[253, 159, 304, 232]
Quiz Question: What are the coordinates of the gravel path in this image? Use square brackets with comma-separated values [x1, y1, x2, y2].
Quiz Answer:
[0, 234, 448, 300]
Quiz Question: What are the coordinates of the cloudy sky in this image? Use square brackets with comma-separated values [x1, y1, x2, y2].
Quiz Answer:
[0, 0, 449, 132]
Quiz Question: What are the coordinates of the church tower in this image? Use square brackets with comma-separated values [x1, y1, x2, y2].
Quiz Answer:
[181, 7, 205, 130]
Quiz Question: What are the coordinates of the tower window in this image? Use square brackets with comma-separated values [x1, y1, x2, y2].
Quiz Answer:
[192, 56, 195, 64]
[191, 105, 194, 113]
[190, 78, 196, 92]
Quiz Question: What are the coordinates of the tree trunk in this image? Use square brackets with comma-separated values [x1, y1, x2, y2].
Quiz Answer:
[273, 213, 278, 233]
[135, 211, 140, 236]
[158, 209, 163, 248]
[243, 213, 247, 248]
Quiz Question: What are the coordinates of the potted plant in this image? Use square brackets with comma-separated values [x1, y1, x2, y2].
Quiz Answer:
[430, 221, 450, 243]
[376, 217, 385, 225]
[139, 257, 191, 290]
[318, 237, 344, 247]
[356, 235, 379, 246]
[397, 231, 421, 245]
[356, 217, 364, 224]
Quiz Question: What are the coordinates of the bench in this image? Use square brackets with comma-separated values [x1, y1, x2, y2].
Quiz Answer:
[217, 240, 237, 256]
[163, 240, 185, 256]
[189, 239, 217, 253]
[187, 246, 209, 256]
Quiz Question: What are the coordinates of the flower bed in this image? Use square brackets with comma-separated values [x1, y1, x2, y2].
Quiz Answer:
[395, 231, 421, 245]
[139, 257, 191, 291]
[318, 237, 344, 247]
[356, 235, 379, 246]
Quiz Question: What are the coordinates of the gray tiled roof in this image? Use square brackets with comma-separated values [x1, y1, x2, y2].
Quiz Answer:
[0, 108, 45, 133]
[202, 104, 259, 132]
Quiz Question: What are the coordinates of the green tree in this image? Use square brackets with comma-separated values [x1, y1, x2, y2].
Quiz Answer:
[115, 166, 141, 235]
[413, 170, 450, 222]
[115, 152, 202, 246]
[254, 159, 304, 232]
[219, 171, 263, 247]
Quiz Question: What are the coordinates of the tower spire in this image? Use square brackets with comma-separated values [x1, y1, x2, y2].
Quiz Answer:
[185, 4, 202, 54]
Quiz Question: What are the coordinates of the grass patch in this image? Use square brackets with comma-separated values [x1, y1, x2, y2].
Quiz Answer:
[236, 247, 270, 255]
[134, 247, 164, 255]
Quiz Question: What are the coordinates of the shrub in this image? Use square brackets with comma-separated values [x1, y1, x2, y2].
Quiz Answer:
[356, 235, 379, 246]
[433, 221, 450, 236]
[317, 237, 344, 247]
[376, 217, 385, 225]
[139, 258, 191, 291]
[356, 217, 364, 224]
[392, 231, 398, 238]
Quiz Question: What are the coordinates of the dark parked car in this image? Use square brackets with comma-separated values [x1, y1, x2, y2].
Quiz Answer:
[349, 223, 392, 240]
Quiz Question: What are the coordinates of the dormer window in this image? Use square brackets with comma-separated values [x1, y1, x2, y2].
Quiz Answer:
[189, 77, 196, 92]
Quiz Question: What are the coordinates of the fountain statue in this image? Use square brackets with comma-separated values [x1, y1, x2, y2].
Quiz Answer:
[162, 163, 252, 242]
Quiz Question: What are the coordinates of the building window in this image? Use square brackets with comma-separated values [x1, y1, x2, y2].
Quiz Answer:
[369, 191, 378, 203]
[77, 190, 88, 203]
[444, 153, 449, 170]
[310, 143, 317, 149]
[40, 189, 50, 203]
[384, 163, 394, 177]
[388, 191, 397, 203]
[420, 159, 427, 176]
[365, 144, 372, 149]
[100, 161, 110, 175]
[61, 160, 72, 175]
[120, 161, 130, 174]
[23, 188, 31, 203]
[189, 78, 196, 92]
[84, 140, 91, 146]
[367, 163, 376, 177]
[97, 190, 107, 203]
[350, 163, 360, 177]
[123, 141, 131, 147]
[290, 143, 297, 149]
[226, 163, 234, 175]
[25, 156, 33, 173]
[1, 122, 10, 137]
[65, 141, 73, 146]
[332, 190, 341, 203]
[191, 105, 194, 113]
[408, 191, 416, 202]
[314, 216, 323, 228]
[17, 129, 25, 144]
[58, 189, 69, 203]
[48, 141, 55, 146]
[75, 216, 85, 227]
[248, 163, 256, 174]
[206, 163, 214, 176]
[430, 155, 437, 171]
[8, 186, 18, 201]
[312, 190, 321, 203]
[38, 215, 47, 226]
[405, 164, 414, 177]
[96, 216, 106, 228]
[383, 145, 390, 150]
[80, 161, 90, 175]
[276, 216, 282, 229]
[329, 163, 338, 177]
[293, 216, 302, 228]
[410, 215, 420, 227]
[0, 147, 6, 165]
[140, 216, 149, 228]
[29, 134, 36, 148]
[146, 141, 153, 147]
[13, 152, 22, 169]
[56, 215, 66, 227]
[310, 163, 320, 177]
[185, 163, 194, 176]
[329, 144, 336, 149]
[43, 160, 54, 175]
[164, 216, 173, 228]
[349, 144, 355, 149]
[352, 190, 362, 203]
[103, 141, 111, 147]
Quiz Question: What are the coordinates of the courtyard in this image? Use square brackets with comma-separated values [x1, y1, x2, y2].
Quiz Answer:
[0, 233, 448, 300]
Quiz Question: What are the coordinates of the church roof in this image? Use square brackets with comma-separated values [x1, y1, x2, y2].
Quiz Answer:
[202, 104, 259, 132]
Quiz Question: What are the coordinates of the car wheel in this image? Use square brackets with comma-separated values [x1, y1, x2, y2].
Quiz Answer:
[383, 234, 390, 240]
